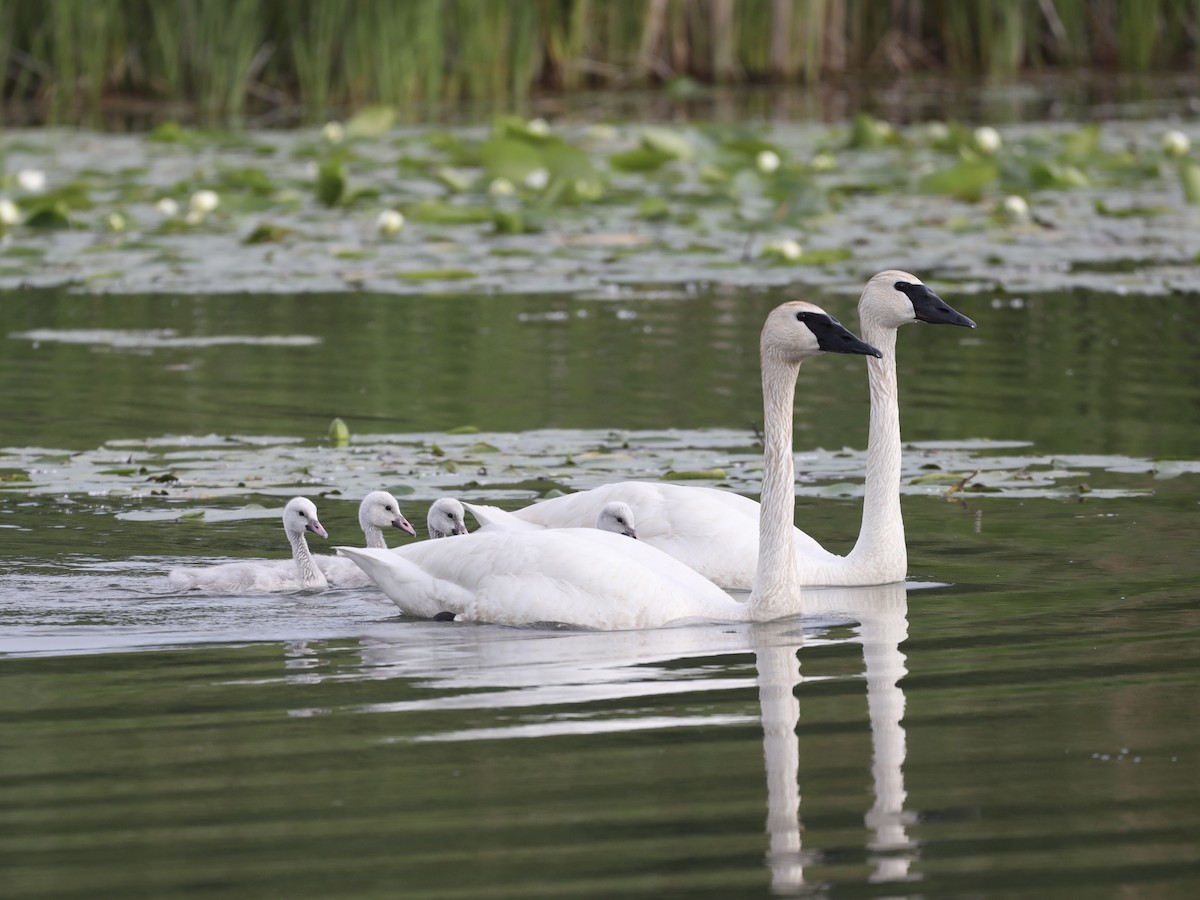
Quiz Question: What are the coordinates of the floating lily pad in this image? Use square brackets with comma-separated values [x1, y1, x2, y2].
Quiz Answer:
[918, 160, 998, 201]
[316, 161, 347, 206]
[344, 105, 397, 139]
[396, 269, 476, 281]
[243, 222, 294, 244]
[23, 203, 72, 230]
[663, 468, 727, 480]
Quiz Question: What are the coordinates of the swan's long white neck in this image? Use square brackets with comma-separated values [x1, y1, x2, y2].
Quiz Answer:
[288, 529, 327, 588]
[361, 518, 387, 549]
[749, 352, 803, 618]
[846, 318, 906, 582]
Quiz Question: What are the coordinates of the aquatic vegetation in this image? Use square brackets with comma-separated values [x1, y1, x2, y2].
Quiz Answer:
[0, 428, 1165, 511]
[0, 115, 1197, 294]
[327, 418, 351, 447]
[375, 210, 404, 235]
[4, 1, 1200, 118]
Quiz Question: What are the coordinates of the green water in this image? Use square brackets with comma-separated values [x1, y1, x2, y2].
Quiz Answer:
[2, 285, 1199, 897]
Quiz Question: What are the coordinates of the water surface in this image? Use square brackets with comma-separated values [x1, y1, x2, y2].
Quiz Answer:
[2, 285, 1199, 897]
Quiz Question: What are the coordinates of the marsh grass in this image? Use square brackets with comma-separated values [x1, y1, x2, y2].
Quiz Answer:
[1, 0, 1199, 122]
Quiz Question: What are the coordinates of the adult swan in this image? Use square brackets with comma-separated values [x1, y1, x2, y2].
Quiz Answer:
[498, 271, 975, 588]
[336, 302, 881, 629]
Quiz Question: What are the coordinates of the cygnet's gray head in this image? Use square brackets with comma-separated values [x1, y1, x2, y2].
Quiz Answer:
[428, 498, 469, 539]
[359, 490, 417, 536]
[284, 496, 328, 538]
[597, 501, 638, 539]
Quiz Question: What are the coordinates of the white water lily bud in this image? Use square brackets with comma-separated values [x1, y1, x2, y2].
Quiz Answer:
[322, 121, 345, 144]
[973, 126, 1002, 155]
[1162, 129, 1190, 157]
[155, 197, 179, 217]
[105, 212, 126, 232]
[524, 168, 550, 190]
[17, 169, 46, 193]
[762, 238, 803, 261]
[190, 190, 219, 214]
[756, 150, 781, 174]
[0, 199, 19, 225]
[376, 209, 404, 234]
[488, 177, 516, 197]
[1001, 195, 1030, 222]
[184, 209, 205, 225]
[526, 118, 550, 136]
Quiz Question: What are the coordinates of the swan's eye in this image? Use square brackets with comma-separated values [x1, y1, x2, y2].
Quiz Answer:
[298, 511, 307, 517]
[385, 505, 394, 512]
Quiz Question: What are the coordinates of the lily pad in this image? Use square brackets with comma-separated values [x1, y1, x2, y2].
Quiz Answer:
[23, 203, 72, 230]
[918, 160, 998, 201]
[316, 161, 347, 207]
[344, 105, 397, 139]
[663, 468, 727, 480]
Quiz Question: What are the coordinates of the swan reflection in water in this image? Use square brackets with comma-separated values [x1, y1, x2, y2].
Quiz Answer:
[757, 582, 915, 891]
[287, 582, 915, 891]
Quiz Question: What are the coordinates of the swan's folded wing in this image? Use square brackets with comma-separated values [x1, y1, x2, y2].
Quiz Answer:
[345, 531, 746, 630]
[335, 546, 474, 617]
[462, 502, 541, 532]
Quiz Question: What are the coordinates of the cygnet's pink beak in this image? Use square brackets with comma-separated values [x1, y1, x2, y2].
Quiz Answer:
[307, 519, 329, 539]
[392, 515, 417, 536]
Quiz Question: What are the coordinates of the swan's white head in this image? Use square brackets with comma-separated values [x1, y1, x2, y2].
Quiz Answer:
[359, 490, 417, 536]
[285, 497, 327, 539]
[859, 270, 976, 330]
[761, 300, 882, 364]
[428, 497, 469, 539]
[597, 501, 638, 539]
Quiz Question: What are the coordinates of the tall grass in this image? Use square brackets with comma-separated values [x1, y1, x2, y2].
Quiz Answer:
[1, 0, 1198, 122]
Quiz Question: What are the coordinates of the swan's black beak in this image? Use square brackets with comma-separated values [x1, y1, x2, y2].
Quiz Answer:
[808, 314, 883, 358]
[896, 281, 976, 328]
[392, 515, 417, 537]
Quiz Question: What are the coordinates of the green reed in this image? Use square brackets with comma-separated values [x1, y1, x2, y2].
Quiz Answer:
[2, 0, 1199, 123]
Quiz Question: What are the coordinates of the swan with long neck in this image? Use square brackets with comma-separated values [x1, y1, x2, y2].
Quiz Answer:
[336, 302, 880, 628]
[167, 496, 330, 592]
[357, 490, 416, 547]
[313, 491, 417, 588]
[501, 271, 974, 588]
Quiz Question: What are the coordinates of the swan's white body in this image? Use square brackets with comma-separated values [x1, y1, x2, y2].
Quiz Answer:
[338, 300, 881, 628]
[463, 500, 638, 538]
[342, 530, 742, 628]
[505, 271, 974, 588]
[314, 491, 417, 588]
[168, 497, 330, 592]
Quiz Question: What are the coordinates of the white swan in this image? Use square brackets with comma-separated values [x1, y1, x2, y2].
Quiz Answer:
[357, 490, 416, 547]
[336, 301, 881, 628]
[462, 500, 638, 538]
[498, 271, 975, 587]
[167, 496, 330, 592]
[426, 498, 469, 538]
[313, 491, 418, 588]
